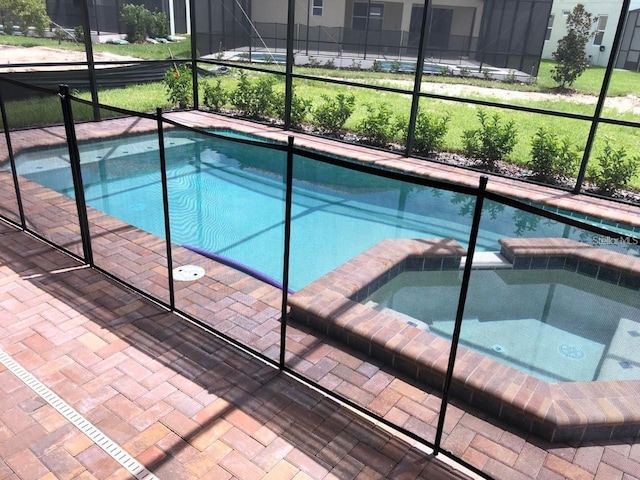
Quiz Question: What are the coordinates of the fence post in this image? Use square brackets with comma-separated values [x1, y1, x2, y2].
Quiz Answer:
[284, 0, 296, 130]
[189, 0, 199, 109]
[405, 0, 432, 157]
[58, 84, 94, 266]
[80, 0, 101, 122]
[279, 136, 295, 369]
[433, 175, 488, 453]
[156, 108, 176, 310]
[0, 88, 26, 228]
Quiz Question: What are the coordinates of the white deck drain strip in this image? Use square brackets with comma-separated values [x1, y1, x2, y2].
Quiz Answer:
[0, 349, 158, 480]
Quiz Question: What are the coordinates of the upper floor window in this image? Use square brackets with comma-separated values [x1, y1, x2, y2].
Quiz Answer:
[593, 15, 607, 46]
[545, 14, 554, 41]
[312, 0, 323, 17]
[352, 2, 384, 31]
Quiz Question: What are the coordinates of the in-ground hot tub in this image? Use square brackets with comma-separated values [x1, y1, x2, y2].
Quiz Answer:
[288, 237, 640, 442]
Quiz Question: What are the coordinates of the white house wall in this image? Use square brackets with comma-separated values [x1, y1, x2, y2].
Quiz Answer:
[541, 0, 626, 67]
[251, 0, 483, 35]
[251, 0, 347, 25]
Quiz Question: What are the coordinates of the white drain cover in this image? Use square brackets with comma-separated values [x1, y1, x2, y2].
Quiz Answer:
[173, 265, 205, 281]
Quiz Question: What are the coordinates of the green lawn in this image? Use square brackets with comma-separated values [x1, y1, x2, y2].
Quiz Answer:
[2, 36, 638, 190]
[2, 36, 638, 96]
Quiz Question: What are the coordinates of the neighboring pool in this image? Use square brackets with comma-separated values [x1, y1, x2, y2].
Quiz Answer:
[376, 60, 447, 73]
[230, 52, 287, 63]
[364, 269, 640, 382]
[14, 130, 633, 291]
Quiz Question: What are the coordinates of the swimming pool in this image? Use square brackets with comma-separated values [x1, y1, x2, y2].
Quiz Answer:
[364, 268, 640, 382]
[14, 130, 628, 291]
[376, 60, 444, 73]
[230, 52, 287, 63]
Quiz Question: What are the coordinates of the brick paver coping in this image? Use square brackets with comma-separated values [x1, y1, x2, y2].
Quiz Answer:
[288, 237, 640, 444]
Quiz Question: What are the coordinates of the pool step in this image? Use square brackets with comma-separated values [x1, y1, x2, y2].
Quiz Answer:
[460, 251, 512, 269]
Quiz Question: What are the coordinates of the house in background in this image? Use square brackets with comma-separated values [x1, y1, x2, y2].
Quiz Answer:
[617, 6, 640, 71]
[542, 0, 640, 68]
[194, 0, 552, 74]
[41, 0, 553, 75]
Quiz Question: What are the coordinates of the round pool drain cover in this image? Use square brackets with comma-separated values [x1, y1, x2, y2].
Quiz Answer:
[558, 344, 585, 360]
[173, 265, 205, 281]
[492, 344, 506, 354]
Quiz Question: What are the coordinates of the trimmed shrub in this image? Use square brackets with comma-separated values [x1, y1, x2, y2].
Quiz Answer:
[529, 127, 579, 183]
[273, 89, 312, 128]
[121, 3, 168, 42]
[163, 64, 192, 108]
[147, 10, 168, 38]
[203, 79, 227, 111]
[355, 103, 398, 147]
[412, 111, 449, 156]
[311, 93, 355, 135]
[230, 71, 277, 118]
[462, 109, 517, 170]
[590, 140, 639, 194]
[74, 25, 84, 42]
[121, 4, 148, 43]
[0, 0, 50, 36]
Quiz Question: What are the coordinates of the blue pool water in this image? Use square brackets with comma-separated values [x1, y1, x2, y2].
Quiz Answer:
[365, 269, 640, 382]
[377, 61, 446, 73]
[15, 130, 631, 291]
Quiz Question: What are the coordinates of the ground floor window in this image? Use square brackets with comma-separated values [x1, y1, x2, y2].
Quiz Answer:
[312, 0, 323, 17]
[545, 14, 554, 41]
[593, 15, 607, 46]
[352, 2, 384, 30]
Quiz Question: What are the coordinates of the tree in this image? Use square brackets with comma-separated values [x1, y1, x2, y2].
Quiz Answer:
[551, 4, 595, 89]
[0, 0, 50, 36]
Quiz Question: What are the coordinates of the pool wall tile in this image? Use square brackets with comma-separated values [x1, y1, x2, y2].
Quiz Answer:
[499, 237, 640, 292]
[597, 267, 620, 285]
[530, 257, 549, 269]
[513, 256, 532, 269]
[423, 257, 443, 270]
[564, 257, 578, 272]
[577, 261, 599, 278]
[442, 257, 461, 270]
[620, 274, 640, 290]
[405, 257, 425, 271]
[547, 256, 567, 269]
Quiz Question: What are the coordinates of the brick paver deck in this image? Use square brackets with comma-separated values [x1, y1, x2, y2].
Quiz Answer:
[1, 112, 639, 479]
[0, 220, 477, 480]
